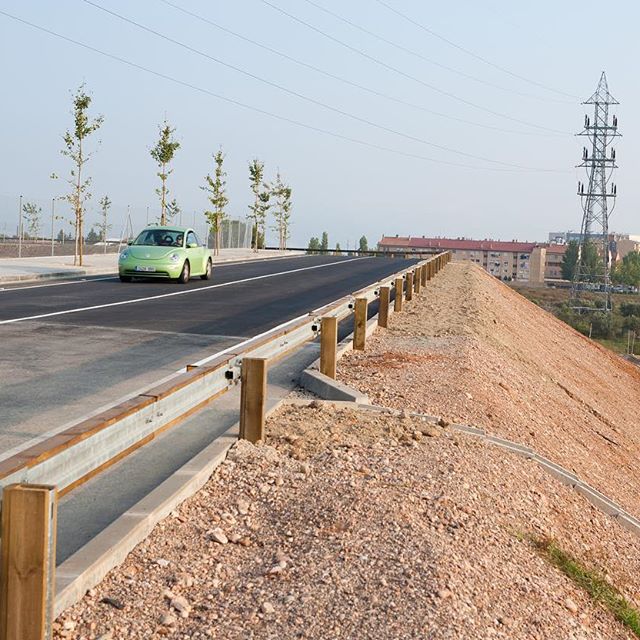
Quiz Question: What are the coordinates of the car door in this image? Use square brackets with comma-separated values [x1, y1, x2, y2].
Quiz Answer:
[186, 230, 204, 274]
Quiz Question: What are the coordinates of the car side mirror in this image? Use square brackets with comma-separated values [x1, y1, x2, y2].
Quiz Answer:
[127, 240, 133, 245]
[188, 242, 198, 248]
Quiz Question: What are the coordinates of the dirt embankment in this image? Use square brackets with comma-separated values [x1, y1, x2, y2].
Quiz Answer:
[340, 262, 640, 521]
[55, 404, 640, 639]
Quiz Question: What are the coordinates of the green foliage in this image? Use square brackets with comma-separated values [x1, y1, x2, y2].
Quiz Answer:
[61, 83, 103, 265]
[359, 235, 368, 252]
[561, 240, 603, 281]
[248, 159, 270, 250]
[620, 302, 640, 317]
[335, 243, 342, 255]
[85, 227, 100, 244]
[271, 172, 293, 250]
[307, 236, 320, 254]
[98, 195, 112, 245]
[22, 202, 42, 239]
[534, 537, 640, 637]
[165, 198, 181, 223]
[202, 149, 228, 255]
[56, 229, 73, 242]
[612, 251, 640, 288]
[150, 121, 180, 225]
[320, 231, 329, 251]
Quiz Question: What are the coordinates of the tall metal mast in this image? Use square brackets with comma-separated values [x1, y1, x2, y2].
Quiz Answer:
[571, 72, 620, 311]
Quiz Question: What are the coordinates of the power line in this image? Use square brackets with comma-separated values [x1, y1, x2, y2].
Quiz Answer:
[299, 0, 571, 105]
[0, 7, 568, 174]
[259, 0, 568, 135]
[81, 0, 562, 170]
[374, 0, 579, 100]
[160, 0, 561, 138]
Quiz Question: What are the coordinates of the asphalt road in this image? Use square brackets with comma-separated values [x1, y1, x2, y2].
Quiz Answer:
[0, 254, 416, 455]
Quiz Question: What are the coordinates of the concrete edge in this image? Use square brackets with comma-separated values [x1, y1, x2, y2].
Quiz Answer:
[299, 370, 369, 403]
[54, 389, 292, 617]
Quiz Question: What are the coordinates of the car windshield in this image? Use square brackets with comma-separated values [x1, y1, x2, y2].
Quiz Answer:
[133, 229, 184, 247]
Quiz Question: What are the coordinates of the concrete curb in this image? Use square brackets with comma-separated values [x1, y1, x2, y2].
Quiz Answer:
[299, 369, 369, 403]
[54, 396, 287, 616]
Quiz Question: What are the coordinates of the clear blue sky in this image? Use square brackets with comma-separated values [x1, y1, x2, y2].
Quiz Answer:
[0, 0, 637, 246]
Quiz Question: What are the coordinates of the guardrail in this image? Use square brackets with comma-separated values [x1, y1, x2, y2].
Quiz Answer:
[0, 251, 451, 639]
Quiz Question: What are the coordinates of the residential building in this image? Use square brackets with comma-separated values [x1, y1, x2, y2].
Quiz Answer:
[377, 236, 566, 284]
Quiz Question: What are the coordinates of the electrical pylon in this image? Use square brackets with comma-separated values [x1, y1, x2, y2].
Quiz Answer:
[571, 71, 620, 311]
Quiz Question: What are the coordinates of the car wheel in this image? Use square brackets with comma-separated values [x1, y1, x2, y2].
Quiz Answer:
[200, 258, 213, 280]
[119, 275, 132, 283]
[177, 260, 190, 284]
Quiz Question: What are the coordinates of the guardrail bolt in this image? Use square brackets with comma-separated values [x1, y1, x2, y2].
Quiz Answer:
[320, 316, 338, 379]
[353, 297, 368, 351]
[406, 272, 414, 301]
[239, 358, 267, 444]
[378, 286, 390, 328]
[0, 483, 58, 640]
[394, 277, 403, 312]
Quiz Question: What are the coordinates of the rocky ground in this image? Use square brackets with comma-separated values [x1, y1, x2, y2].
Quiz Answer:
[55, 402, 640, 639]
[340, 261, 640, 521]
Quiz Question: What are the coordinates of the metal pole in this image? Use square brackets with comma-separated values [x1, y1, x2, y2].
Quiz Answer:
[18, 195, 23, 258]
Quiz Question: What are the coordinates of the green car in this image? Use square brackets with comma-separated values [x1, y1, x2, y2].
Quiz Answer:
[118, 226, 213, 284]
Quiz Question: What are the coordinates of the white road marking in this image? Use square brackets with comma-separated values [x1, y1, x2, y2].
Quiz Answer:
[0, 257, 370, 325]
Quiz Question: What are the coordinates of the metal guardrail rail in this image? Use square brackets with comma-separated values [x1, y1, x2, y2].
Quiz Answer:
[0, 254, 447, 503]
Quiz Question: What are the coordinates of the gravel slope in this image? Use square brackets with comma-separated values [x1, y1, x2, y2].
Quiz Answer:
[339, 261, 640, 521]
[54, 403, 640, 639]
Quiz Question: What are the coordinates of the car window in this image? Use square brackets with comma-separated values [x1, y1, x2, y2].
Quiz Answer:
[186, 231, 198, 246]
[134, 229, 184, 247]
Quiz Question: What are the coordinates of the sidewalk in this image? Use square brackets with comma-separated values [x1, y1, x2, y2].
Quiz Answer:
[0, 249, 304, 285]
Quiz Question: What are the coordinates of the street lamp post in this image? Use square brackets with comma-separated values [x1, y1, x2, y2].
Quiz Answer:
[18, 195, 23, 258]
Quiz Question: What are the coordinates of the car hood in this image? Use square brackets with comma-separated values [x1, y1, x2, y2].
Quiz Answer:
[127, 246, 183, 260]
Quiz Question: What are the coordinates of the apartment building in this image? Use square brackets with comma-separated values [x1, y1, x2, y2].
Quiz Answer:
[378, 236, 566, 284]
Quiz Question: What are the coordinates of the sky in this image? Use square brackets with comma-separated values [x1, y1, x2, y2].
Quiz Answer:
[0, 0, 637, 248]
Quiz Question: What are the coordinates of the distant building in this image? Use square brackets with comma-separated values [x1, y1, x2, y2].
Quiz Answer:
[547, 231, 640, 263]
[377, 235, 567, 284]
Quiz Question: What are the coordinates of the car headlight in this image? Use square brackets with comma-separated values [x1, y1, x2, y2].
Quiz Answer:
[119, 250, 129, 261]
[169, 253, 181, 263]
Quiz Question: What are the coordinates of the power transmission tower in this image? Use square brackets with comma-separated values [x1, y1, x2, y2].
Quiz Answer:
[571, 72, 620, 311]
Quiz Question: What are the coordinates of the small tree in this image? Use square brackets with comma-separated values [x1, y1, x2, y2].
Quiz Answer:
[61, 84, 103, 265]
[86, 227, 100, 244]
[321, 231, 329, 251]
[271, 172, 293, 250]
[202, 149, 229, 256]
[248, 159, 270, 251]
[359, 235, 369, 252]
[150, 120, 180, 225]
[335, 242, 342, 255]
[22, 202, 42, 240]
[307, 237, 320, 254]
[98, 195, 112, 253]
[561, 241, 579, 280]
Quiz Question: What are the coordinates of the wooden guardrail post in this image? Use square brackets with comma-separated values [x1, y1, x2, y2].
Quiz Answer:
[394, 277, 403, 312]
[405, 272, 413, 301]
[414, 268, 421, 294]
[0, 483, 57, 640]
[239, 358, 267, 443]
[420, 264, 427, 287]
[353, 297, 368, 350]
[320, 316, 338, 379]
[378, 286, 390, 328]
